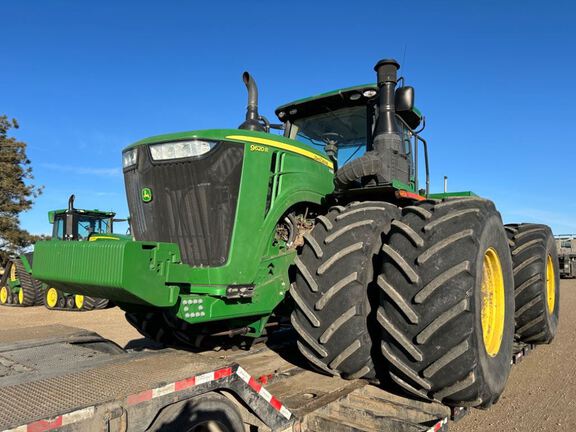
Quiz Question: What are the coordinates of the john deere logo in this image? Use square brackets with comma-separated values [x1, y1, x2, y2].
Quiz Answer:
[142, 188, 153, 203]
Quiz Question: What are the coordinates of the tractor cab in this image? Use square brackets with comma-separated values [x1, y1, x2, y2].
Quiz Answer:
[275, 80, 429, 196]
[49, 195, 115, 241]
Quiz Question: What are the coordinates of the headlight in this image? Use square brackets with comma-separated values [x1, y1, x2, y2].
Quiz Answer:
[149, 140, 216, 161]
[122, 148, 137, 168]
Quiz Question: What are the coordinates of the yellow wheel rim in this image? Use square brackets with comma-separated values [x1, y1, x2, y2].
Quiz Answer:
[9, 264, 17, 282]
[46, 288, 59, 308]
[546, 255, 556, 313]
[18, 288, 24, 304]
[75, 295, 85, 310]
[481, 247, 506, 357]
[0, 286, 8, 304]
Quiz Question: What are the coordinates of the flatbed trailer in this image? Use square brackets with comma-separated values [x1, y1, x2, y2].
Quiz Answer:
[0, 325, 533, 432]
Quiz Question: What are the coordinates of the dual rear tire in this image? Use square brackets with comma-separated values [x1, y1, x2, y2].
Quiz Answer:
[291, 198, 524, 407]
[505, 224, 560, 343]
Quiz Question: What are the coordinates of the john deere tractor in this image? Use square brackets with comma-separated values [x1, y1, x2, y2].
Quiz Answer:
[0, 195, 116, 311]
[32, 59, 560, 408]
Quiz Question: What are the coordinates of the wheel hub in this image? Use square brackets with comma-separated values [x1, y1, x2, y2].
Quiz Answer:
[75, 294, 85, 310]
[481, 247, 505, 357]
[546, 254, 555, 313]
[0, 286, 8, 304]
[9, 264, 17, 282]
[46, 287, 59, 308]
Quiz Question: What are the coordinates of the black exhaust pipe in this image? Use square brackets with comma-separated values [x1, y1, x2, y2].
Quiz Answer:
[239, 72, 265, 132]
[65, 194, 75, 240]
[67, 194, 75, 212]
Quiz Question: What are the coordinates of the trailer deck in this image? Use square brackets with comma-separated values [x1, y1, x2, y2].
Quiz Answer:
[0, 325, 456, 431]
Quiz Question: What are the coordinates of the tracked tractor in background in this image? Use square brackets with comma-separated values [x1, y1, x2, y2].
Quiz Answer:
[32, 59, 560, 409]
[0, 195, 118, 311]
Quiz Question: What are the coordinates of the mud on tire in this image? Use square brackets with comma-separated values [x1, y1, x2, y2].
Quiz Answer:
[291, 201, 400, 379]
[505, 223, 560, 343]
[377, 198, 514, 407]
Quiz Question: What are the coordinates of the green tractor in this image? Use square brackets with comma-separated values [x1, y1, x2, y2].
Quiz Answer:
[0, 195, 117, 310]
[32, 59, 560, 408]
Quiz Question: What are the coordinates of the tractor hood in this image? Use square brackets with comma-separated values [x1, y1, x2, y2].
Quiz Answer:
[123, 129, 333, 169]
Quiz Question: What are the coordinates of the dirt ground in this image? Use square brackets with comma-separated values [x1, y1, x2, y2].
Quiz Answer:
[1, 280, 575, 431]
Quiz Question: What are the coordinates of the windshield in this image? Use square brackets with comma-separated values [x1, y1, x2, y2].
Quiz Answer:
[52, 214, 113, 240]
[77, 215, 112, 239]
[292, 106, 369, 166]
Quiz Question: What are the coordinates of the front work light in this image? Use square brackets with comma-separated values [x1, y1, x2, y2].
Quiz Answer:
[122, 148, 138, 168]
[149, 140, 216, 161]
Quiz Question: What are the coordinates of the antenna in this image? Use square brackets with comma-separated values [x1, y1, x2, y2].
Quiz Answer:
[401, 44, 408, 77]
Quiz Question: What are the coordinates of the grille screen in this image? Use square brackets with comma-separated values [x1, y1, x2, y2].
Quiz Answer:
[124, 141, 244, 266]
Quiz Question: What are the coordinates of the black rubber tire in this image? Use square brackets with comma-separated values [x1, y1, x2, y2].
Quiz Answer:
[291, 201, 400, 379]
[505, 223, 560, 344]
[66, 296, 75, 309]
[125, 311, 176, 345]
[334, 153, 381, 189]
[377, 198, 515, 408]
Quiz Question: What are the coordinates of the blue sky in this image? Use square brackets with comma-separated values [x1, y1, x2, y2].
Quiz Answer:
[2, 1, 575, 235]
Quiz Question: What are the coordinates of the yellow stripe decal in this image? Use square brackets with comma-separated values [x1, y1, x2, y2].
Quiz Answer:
[89, 235, 120, 241]
[226, 135, 334, 169]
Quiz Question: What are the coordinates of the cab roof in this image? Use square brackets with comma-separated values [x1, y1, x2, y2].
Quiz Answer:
[48, 209, 116, 224]
[275, 84, 378, 123]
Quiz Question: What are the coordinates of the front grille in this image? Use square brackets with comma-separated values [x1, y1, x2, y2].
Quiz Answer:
[124, 141, 244, 267]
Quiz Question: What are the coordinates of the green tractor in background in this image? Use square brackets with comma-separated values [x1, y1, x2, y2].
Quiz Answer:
[33, 59, 560, 408]
[0, 195, 117, 311]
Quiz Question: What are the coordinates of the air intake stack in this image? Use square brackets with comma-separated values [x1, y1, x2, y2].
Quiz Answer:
[372, 59, 410, 185]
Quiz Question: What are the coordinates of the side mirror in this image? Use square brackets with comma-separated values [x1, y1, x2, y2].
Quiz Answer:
[395, 86, 414, 112]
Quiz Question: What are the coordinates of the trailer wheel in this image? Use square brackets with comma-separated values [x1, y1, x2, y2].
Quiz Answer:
[151, 394, 244, 432]
[377, 198, 514, 407]
[291, 201, 399, 379]
[505, 223, 560, 343]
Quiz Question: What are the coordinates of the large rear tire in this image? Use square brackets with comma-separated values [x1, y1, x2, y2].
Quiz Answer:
[291, 201, 399, 379]
[377, 198, 514, 407]
[505, 223, 560, 343]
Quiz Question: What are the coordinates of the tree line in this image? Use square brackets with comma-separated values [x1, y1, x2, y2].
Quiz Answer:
[0, 115, 43, 265]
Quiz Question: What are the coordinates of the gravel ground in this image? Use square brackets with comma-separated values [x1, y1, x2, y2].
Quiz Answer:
[1, 279, 574, 430]
[451, 278, 576, 432]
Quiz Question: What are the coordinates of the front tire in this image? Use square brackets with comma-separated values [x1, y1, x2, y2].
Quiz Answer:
[377, 198, 514, 407]
[505, 223, 560, 343]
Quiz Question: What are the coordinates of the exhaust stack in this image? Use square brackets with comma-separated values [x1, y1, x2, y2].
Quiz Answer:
[372, 59, 410, 184]
[239, 72, 265, 132]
